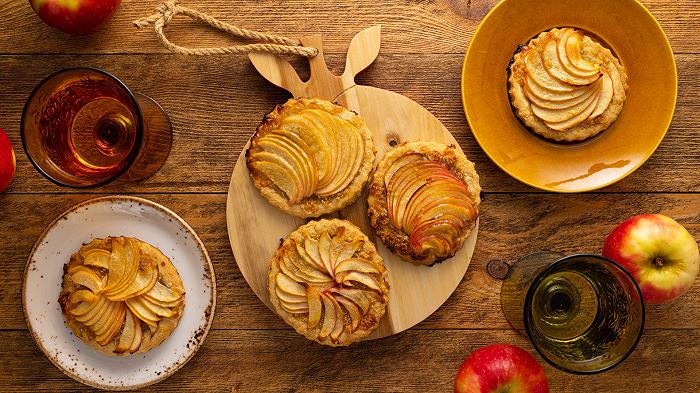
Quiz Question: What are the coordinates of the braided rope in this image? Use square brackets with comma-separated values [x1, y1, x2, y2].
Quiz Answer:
[134, 1, 318, 57]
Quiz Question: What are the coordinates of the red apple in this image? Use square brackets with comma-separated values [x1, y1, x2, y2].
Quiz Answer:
[455, 344, 548, 393]
[0, 128, 16, 192]
[29, 0, 122, 35]
[603, 214, 699, 304]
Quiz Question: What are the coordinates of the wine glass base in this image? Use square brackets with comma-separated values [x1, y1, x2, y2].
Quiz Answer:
[500, 251, 564, 330]
[123, 93, 173, 182]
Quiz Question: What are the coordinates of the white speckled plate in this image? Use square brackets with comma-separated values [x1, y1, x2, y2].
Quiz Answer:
[22, 196, 216, 390]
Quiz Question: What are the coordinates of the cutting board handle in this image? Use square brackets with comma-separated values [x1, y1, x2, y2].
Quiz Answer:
[249, 26, 381, 99]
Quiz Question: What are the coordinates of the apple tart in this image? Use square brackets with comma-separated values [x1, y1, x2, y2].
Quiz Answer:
[509, 27, 628, 142]
[247, 98, 376, 218]
[58, 237, 185, 356]
[368, 142, 480, 266]
[267, 219, 389, 346]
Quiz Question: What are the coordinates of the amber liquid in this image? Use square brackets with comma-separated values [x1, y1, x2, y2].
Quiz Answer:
[38, 77, 138, 181]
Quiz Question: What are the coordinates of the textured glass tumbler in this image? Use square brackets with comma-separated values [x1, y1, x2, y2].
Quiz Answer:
[21, 68, 172, 188]
[500, 252, 644, 374]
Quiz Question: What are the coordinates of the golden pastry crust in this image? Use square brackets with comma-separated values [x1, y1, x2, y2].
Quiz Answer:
[58, 237, 185, 356]
[267, 219, 389, 346]
[367, 142, 481, 266]
[247, 98, 376, 218]
[509, 28, 628, 142]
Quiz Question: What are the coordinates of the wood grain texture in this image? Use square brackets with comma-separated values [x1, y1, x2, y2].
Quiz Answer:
[0, 1, 697, 55]
[3, 193, 698, 331]
[1, 329, 699, 392]
[0, 53, 698, 194]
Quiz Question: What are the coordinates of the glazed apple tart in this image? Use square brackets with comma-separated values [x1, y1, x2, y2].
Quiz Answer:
[58, 237, 185, 356]
[509, 27, 628, 142]
[268, 219, 389, 346]
[247, 98, 376, 218]
[368, 142, 480, 266]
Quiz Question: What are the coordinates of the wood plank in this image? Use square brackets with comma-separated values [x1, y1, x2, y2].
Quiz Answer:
[0, 54, 698, 194]
[3, 193, 698, 330]
[1, 328, 698, 391]
[0, 0, 697, 55]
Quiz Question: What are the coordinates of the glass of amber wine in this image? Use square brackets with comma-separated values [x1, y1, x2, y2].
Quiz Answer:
[500, 252, 644, 374]
[21, 68, 172, 188]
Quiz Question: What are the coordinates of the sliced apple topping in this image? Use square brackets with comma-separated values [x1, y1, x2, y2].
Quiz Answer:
[383, 154, 477, 257]
[63, 237, 185, 354]
[250, 108, 365, 203]
[274, 230, 386, 343]
[522, 28, 618, 131]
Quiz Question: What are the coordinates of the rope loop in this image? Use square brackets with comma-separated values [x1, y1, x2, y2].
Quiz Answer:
[134, 1, 318, 57]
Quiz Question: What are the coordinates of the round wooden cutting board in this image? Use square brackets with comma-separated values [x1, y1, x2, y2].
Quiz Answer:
[226, 26, 479, 339]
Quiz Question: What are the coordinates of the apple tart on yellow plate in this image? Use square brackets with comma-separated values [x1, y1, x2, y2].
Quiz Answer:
[368, 142, 480, 266]
[58, 237, 185, 356]
[509, 27, 628, 142]
[247, 98, 376, 218]
[268, 219, 389, 346]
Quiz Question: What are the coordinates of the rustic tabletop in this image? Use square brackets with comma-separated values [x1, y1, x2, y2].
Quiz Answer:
[1, 0, 698, 391]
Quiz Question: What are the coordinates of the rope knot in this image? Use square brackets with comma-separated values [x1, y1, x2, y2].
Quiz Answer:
[156, 1, 179, 25]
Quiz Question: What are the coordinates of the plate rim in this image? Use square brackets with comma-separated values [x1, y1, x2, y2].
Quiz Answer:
[22, 195, 217, 390]
[461, 0, 678, 193]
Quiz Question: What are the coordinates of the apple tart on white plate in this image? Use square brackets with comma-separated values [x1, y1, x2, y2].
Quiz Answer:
[368, 142, 480, 266]
[246, 98, 376, 218]
[58, 237, 185, 356]
[509, 27, 628, 142]
[267, 219, 389, 346]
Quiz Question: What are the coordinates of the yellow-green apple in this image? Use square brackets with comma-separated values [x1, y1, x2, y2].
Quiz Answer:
[0, 128, 15, 192]
[454, 344, 548, 393]
[29, 0, 122, 35]
[603, 214, 699, 304]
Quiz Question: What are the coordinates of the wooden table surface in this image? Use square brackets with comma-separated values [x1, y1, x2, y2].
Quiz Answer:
[1, 0, 698, 391]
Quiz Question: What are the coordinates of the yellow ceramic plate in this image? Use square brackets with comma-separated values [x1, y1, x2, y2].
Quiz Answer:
[462, 0, 677, 192]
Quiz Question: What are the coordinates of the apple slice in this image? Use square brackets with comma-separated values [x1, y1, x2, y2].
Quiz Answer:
[318, 294, 336, 339]
[334, 294, 362, 331]
[115, 309, 136, 354]
[275, 284, 307, 304]
[107, 259, 158, 301]
[283, 114, 331, 186]
[327, 293, 345, 341]
[75, 295, 108, 324]
[111, 238, 141, 295]
[125, 297, 160, 330]
[336, 258, 382, 275]
[129, 317, 143, 353]
[544, 86, 601, 131]
[318, 232, 334, 275]
[525, 77, 598, 110]
[142, 293, 183, 308]
[249, 152, 303, 203]
[281, 300, 309, 314]
[557, 29, 600, 77]
[335, 240, 363, 267]
[82, 249, 111, 269]
[144, 281, 184, 303]
[384, 153, 423, 186]
[270, 130, 318, 197]
[96, 302, 126, 345]
[91, 300, 118, 336]
[306, 286, 323, 328]
[69, 289, 98, 305]
[338, 271, 381, 292]
[259, 134, 314, 200]
[140, 296, 178, 318]
[530, 80, 601, 123]
[588, 72, 614, 119]
[565, 31, 600, 72]
[275, 273, 306, 297]
[542, 38, 599, 85]
[70, 267, 105, 293]
[524, 50, 578, 92]
[302, 238, 326, 271]
[284, 254, 332, 284]
[331, 287, 372, 314]
[524, 74, 592, 103]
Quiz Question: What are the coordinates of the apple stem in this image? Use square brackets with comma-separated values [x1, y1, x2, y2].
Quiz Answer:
[654, 257, 664, 268]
